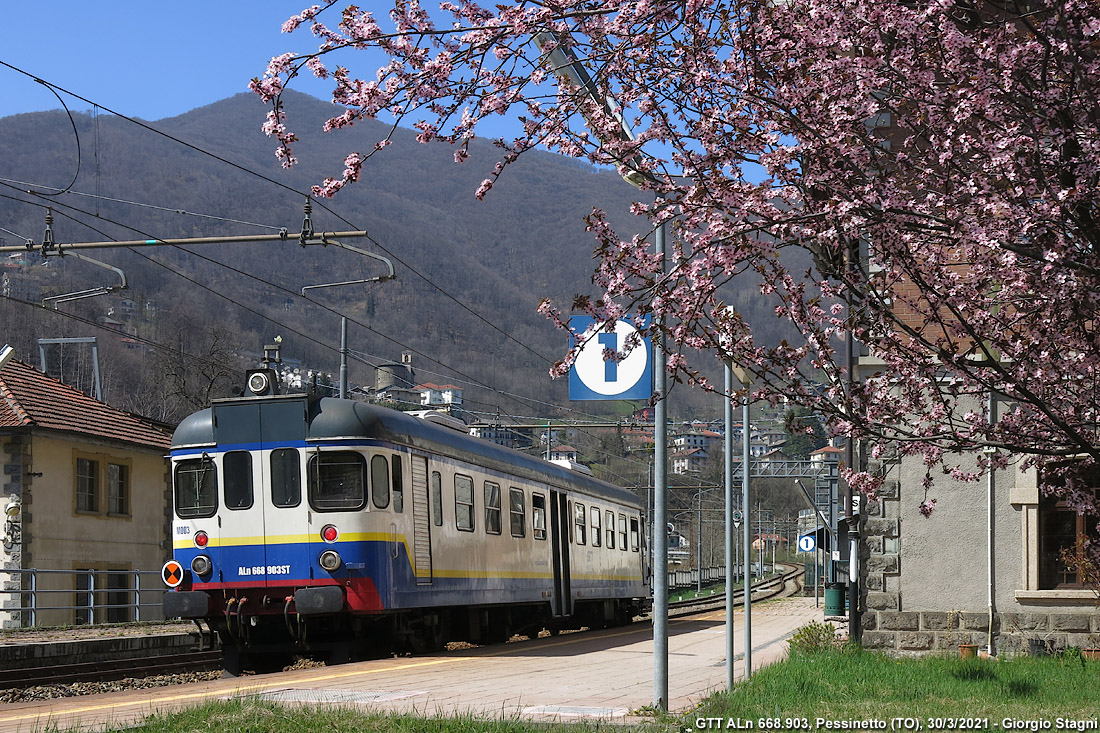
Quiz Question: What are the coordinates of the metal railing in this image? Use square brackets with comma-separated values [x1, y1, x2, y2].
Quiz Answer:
[668, 564, 748, 591]
[0, 568, 165, 628]
[3, 563, 759, 628]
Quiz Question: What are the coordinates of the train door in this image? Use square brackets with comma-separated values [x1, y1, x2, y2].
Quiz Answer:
[256, 400, 309, 588]
[410, 455, 433, 585]
[549, 490, 572, 616]
[209, 402, 266, 586]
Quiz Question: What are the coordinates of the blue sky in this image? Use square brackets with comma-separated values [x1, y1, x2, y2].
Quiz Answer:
[0, 1, 340, 120]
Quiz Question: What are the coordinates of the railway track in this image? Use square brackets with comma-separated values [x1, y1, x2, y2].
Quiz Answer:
[0, 650, 222, 690]
[668, 562, 803, 616]
[2, 565, 802, 693]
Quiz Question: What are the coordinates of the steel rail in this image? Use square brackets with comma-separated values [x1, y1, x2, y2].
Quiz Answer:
[0, 650, 221, 690]
[667, 563, 803, 617]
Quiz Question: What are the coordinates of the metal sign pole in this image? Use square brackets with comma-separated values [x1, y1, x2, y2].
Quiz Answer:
[724, 360, 735, 690]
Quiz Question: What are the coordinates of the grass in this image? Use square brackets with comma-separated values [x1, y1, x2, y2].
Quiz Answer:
[61, 646, 1100, 731]
[96, 698, 665, 732]
[691, 646, 1100, 721]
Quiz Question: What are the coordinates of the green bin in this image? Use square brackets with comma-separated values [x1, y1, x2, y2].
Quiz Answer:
[824, 582, 847, 616]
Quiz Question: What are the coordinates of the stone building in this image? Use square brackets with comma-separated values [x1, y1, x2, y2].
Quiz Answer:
[859, 396, 1100, 656]
[1, 358, 172, 628]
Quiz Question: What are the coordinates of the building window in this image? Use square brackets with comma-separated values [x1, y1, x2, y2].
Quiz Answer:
[485, 481, 502, 535]
[76, 457, 98, 513]
[1039, 489, 1100, 589]
[106, 570, 131, 623]
[107, 463, 129, 516]
[75, 569, 94, 625]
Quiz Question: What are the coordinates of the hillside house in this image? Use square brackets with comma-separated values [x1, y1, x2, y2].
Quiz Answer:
[0, 358, 172, 628]
[671, 447, 709, 475]
[548, 445, 578, 462]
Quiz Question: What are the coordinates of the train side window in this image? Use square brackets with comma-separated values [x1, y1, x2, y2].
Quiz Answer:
[485, 482, 502, 535]
[509, 488, 525, 538]
[371, 455, 390, 509]
[590, 506, 602, 547]
[532, 493, 547, 540]
[605, 510, 616, 549]
[431, 471, 443, 526]
[619, 513, 628, 550]
[392, 455, 404, 513]
[630, 517, 640, 552]
[174, 457, 217, 518]
[455, 474, 474, 531]
[308, 451, 366, 511]
[223, 451, 253, 510]
[574, 502, 586, 545]
[270, 449, 301, 508]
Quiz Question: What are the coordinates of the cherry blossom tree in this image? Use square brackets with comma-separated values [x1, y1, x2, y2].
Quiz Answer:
[251, 0, 1100, 519]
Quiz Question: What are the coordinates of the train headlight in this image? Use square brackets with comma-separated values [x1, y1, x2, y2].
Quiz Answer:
[191, 554, 212, 577]
[319, 550, 342, 572]
[321, 524, 339, 543]
[194, 530, 209, 548]
[247, 371, 270, 395]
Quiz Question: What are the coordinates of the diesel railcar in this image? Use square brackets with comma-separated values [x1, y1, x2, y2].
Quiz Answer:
[162, 369, 650, 672]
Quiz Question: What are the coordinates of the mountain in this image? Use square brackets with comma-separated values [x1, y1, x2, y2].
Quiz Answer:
[0, 91, 769, 423]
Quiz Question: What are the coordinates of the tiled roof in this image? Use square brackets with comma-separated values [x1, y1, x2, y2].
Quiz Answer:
[0, 358, 171, 450]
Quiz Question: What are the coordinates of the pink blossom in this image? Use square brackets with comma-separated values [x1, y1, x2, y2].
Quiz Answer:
[253, 0, 1100, 522]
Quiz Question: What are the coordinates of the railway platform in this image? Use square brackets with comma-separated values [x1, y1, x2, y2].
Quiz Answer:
[0, 595, 820, 732]
[0, 622, 206, 677]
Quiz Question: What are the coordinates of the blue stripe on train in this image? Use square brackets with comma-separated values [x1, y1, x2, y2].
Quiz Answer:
[174, 539, 643, 610]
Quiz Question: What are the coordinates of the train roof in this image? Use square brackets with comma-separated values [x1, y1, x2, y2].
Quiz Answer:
[173, 395, 642, 508]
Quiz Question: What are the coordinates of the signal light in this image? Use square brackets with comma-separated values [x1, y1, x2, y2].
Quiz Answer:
[194, 531, 209, 548]
[321, 524, 339, 543]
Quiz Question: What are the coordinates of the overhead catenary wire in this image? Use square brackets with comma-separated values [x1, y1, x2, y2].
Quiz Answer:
[0, 60, 557, 367]
[0, 177, 285, 231]
[0, 224, 31, 244]
[0, 187, 616, 424]
[0, 178, 629, 426]
[0, 63, 683, 438]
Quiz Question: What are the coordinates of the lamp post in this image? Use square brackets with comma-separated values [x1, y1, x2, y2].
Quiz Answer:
[534, 31, 671, 710]
[732, 364, 753, 679]
[724, 359, 735, 689]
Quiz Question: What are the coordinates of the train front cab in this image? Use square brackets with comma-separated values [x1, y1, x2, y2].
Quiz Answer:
[164, 396, 375, 668]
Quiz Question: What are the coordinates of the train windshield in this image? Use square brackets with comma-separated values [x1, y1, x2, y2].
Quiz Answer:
[174, 457, 217, 518]
[309, 451, 367, 511]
